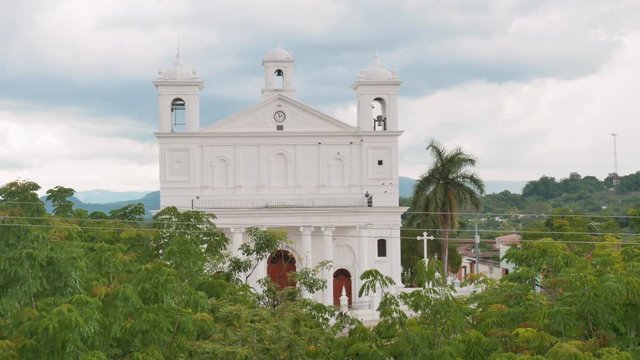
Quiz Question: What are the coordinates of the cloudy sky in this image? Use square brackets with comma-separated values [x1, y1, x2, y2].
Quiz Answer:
[1, 0, 639, 192]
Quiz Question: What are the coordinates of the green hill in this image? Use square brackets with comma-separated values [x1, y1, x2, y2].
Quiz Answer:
[399, 177, 526, 198]
[42, 191, 160, 217]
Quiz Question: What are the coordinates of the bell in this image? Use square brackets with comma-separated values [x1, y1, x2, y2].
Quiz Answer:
[374, 115, 387, 131]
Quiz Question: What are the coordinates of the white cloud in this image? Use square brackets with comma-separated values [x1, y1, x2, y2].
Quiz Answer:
[0, 100, 158, 191]
[5, 0, 637, 85]
[2, 0, 350, 79]
[398, 31, 640, 181]
[2, 0, 640, 189]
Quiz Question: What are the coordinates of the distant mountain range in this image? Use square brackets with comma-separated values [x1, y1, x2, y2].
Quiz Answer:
[399, 177, 526, 197]
[74, 190, 151, 204]
[40, 179, 525, 216]
[41, 191, 160, 217]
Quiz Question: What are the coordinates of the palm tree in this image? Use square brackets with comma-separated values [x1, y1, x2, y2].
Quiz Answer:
[411, 140, 485, 278]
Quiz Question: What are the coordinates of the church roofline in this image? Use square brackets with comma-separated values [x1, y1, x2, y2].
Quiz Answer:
[198, 93, 359, 133]
[351, 79, 402, 89]
[261, 58, 295, 64]
[153, 79, 204, 90]
[172, 206, 409, 219]
[154, 130, 403, 138]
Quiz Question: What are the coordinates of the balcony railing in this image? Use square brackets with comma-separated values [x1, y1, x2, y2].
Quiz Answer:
[192, 196, 368, 209]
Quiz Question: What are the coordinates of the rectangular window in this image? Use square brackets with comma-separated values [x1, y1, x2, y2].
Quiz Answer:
[377, 160, 383, 166]
[276, 125, 284, 131]
[377, 239, 387, 257]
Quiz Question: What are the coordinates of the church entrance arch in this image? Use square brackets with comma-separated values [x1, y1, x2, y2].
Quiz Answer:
[267, 250, 296, 290]
[333, 268, 352, 306]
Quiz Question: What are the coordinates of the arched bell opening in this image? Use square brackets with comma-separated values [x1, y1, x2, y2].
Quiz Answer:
[171, 97, 186, 132]
[274, 69, 285, 89]
[372, 97, 387, 131]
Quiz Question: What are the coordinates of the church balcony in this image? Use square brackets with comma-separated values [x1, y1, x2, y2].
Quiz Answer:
[191, 196, 368, 209]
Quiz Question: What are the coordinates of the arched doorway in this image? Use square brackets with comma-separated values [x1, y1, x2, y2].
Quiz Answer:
[267, 250, 296, 290]
[333, 268, 352, 306]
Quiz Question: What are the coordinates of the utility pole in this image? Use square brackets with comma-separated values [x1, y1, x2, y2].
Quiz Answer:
[474, 223, 480, 274]
[611, 133, 618, 174]
[611, 133, 620, 188]
[417, 232, 434, 267]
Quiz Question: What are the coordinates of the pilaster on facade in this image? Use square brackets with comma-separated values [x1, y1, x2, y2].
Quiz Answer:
[320, 225, 335, 305]
[229, 226, 245, 257]
[299, 226, 314, 268]
[355, 223, 373, 309]
[389, 225, 403, 285]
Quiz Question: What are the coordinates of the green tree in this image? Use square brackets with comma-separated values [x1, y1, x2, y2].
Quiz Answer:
[45, 186, 76, 217]
[153, 206, 228, 284]
[0, 180, 46, 217]
[109, 203, 145, 221]
[411, 139, 485, 276]
[523, 176, 562, 200]
[227, 227, 287, 286]
[628, 208, 640, 233]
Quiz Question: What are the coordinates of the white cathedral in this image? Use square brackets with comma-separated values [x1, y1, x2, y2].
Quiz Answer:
[154, 47, 406, 310]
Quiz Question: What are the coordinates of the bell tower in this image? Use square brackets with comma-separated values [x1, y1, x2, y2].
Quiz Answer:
[154, 47, 204, 133]
[262, 47, 296, 98]
[352, 54, 401, 131]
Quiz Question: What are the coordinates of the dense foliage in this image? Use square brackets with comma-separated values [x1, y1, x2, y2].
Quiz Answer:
[2, 179, 640, 359]
[522, 172, 640, 200]
[465, 172, 640, 241]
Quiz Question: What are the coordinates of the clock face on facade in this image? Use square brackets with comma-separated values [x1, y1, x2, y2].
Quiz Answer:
[273, 110, 286, 123]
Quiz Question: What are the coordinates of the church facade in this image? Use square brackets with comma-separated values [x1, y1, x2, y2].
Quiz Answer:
[154, 47, 406, 309]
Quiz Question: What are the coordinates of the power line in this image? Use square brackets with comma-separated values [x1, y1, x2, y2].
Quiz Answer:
[403, 211, 640, 219]
[402, 227, 638, 237]
[2, 208, 640, 223]
[3, 201, 640, 220]
[1, 222, 639, 245]
[1, 214, 639, 237]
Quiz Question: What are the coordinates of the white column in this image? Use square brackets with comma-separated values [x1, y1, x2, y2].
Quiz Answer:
[357, 224, 370, 274]
[391, 226, 403, 285]
[229, 226, 245, 257]
[299, 226, 314, 268]
[321, 225, 335, 305]
[357, 224, 371, 309]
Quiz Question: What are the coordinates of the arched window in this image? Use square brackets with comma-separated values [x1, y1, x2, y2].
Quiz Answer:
[171, 98, 186, 132]
[213, 158, 229, 188]
[273, 152, 288, 186]
[329, 156, 345, 187]
[372, 98, 387, 131]
[377, 238, 387, 258]
[274, 69, 284, 89]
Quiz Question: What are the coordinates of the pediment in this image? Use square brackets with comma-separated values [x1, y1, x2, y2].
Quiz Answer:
[200, 95, 357, 133]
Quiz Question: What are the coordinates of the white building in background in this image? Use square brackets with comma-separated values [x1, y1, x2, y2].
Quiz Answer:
[496, 234, 522, 276]
[154, 47, 406, 310]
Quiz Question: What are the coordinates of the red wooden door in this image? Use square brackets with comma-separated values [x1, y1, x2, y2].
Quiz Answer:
[333, 269, 352, 306]
[267, 250, 296, 289]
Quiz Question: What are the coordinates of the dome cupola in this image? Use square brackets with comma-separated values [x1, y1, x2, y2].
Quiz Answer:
[356, 54, 397, 81]
[157, 47, 200, 81]
[263, 46, 294, 63]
